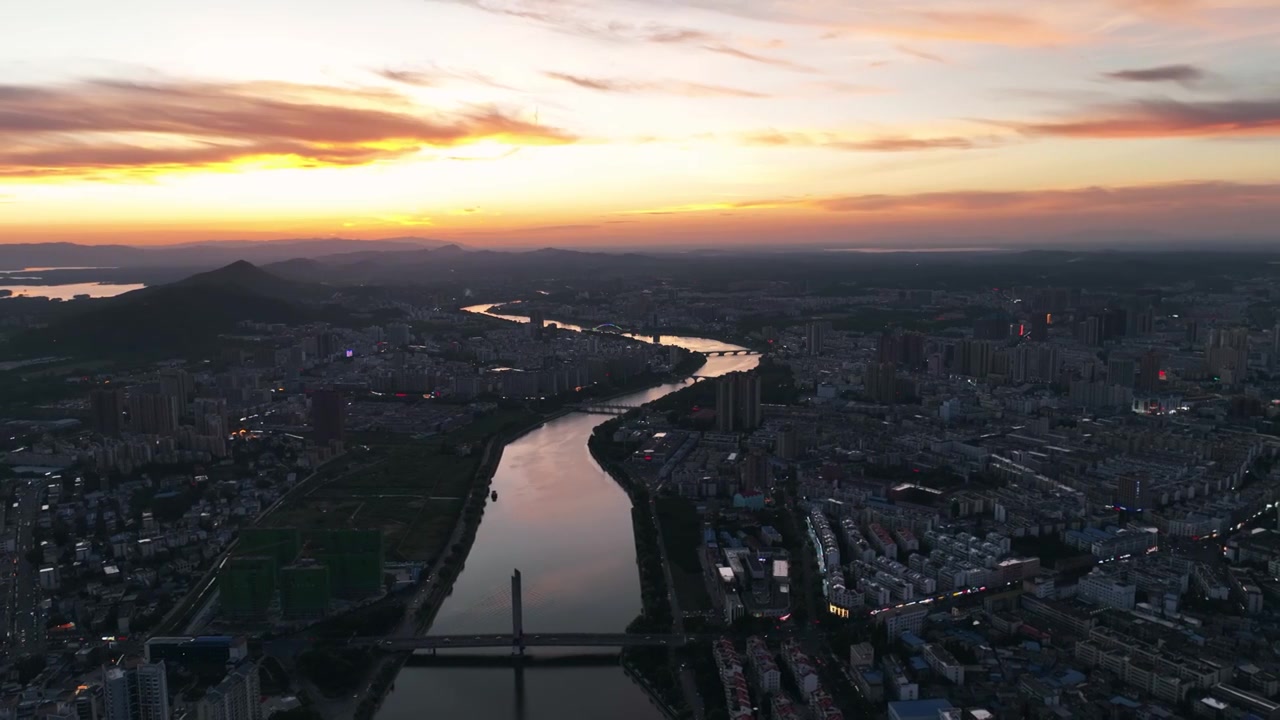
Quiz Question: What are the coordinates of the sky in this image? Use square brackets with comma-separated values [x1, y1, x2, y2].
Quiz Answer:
[0, 0, 1278, 248]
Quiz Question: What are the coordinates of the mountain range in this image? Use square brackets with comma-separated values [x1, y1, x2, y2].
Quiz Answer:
[0, 237, 458, 270]
[21, 261, 320, 359]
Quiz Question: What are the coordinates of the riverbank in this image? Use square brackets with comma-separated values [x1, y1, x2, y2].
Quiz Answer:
[360, 305, 751, 720]
[341, 358, 705, 719]
[342, 421, 525, 720]
[588, 434, 691, 720]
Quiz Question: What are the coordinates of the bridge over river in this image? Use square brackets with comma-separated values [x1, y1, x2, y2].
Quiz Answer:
[360, 570, 700, 654]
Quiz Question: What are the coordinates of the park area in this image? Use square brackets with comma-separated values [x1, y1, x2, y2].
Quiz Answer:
[264, 437, 482, 563]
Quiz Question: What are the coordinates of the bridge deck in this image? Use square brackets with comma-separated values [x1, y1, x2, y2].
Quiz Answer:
[361, 633, 692, 650]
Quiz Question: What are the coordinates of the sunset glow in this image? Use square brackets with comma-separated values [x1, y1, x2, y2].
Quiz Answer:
[1, 0, 1278, 247]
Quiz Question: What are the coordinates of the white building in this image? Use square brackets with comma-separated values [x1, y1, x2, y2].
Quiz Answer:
[923, 644, 966, 684]
[196, 661, 262, 720]
[104, 661, 170, 720]
[1078, 570, 1137, 610]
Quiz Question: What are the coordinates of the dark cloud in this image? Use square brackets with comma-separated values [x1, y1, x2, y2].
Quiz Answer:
[377, 69, 445, 87]
[543, 71, 768, 97]
[895, 44, 948, 63]
[438, 0, 713, 45]
[1003, 97, 1280, 139]
[1103, 64, 1205, 85]
[0, 79, 575, 177]
[702, 45, 816, 72]
[436, 0, 810, 72]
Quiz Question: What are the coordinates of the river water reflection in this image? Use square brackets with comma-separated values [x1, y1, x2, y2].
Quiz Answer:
[376, 305, 758, 720]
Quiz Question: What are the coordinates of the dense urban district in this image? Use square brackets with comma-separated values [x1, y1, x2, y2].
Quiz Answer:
[2, 249, 1280, 720]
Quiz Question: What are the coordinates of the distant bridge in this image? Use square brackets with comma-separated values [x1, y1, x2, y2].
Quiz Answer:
[570, 401, 644, 415]
[361, 633, 692, 651]
[703, 350, 759, 357]
[357, 570, 697, 655]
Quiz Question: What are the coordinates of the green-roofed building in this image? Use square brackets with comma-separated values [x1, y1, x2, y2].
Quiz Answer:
[219, 555, 277, 619]
[304, 529, 384, 599]
[280, 563, 331, 618]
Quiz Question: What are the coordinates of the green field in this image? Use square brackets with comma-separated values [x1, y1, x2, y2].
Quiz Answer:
[264, 435, 486, 563]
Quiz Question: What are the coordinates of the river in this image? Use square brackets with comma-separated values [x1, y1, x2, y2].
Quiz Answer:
[376, 305, 759, 720]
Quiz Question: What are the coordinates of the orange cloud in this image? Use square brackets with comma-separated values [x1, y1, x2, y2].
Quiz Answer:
[613, 181, 1279, 219]
[744, 130, 1000, 152]
[811, 180, 1280, 213]
[0, 79, 576, 179]
[874, 10, 1079, 46]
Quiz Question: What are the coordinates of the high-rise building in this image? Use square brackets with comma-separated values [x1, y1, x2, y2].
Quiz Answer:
[91, 388, 126, 437]
[1206, 326, 1250, 380]
[775, 425, 797, 460]
[1115, 476, 1151, 512]
[1273, 323, 1280, 369]
[195, 661, 261, 720]
[75, 684, 104, 720]
[385, 322, 411, 346]
[310, 388, 345, 444]
[127, 391, 179, 435]
[877, 331, 925, 370]
[739, 451, 771, 494]
[958, 340, 993, 379]
[529, 309, 546, 339]
[218, 556, 277, 619]
[715, 371, 762, 432]
[1137, 351, 1162, 394]
[863, 362, 897, 404]
[1029, 314, 1049, 342]
[736, 372, 762, 431]
[1012, 344, 1057, 384]
[158, 368, 195, 404]
[280, 564, 331, 618]
[103, 661, 169, 720]
[307, 529, 384, 599]
[715, 377, 737, 433]
[1181, 319, 1198, 347]
[1134, 305, 1155, 336]
[1107, 357, 1136, 388]
[1078, 316, 1103, 347]
[806, 321, 826, 356]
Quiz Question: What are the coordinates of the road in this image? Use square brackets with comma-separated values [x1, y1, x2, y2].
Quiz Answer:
[9, 481, 46, 653]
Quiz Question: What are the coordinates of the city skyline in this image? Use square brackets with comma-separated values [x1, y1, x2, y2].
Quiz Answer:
[1, 0, 1279, 247]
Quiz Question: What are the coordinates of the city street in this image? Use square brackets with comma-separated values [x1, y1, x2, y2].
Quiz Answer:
[9, 481, 46, 654]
